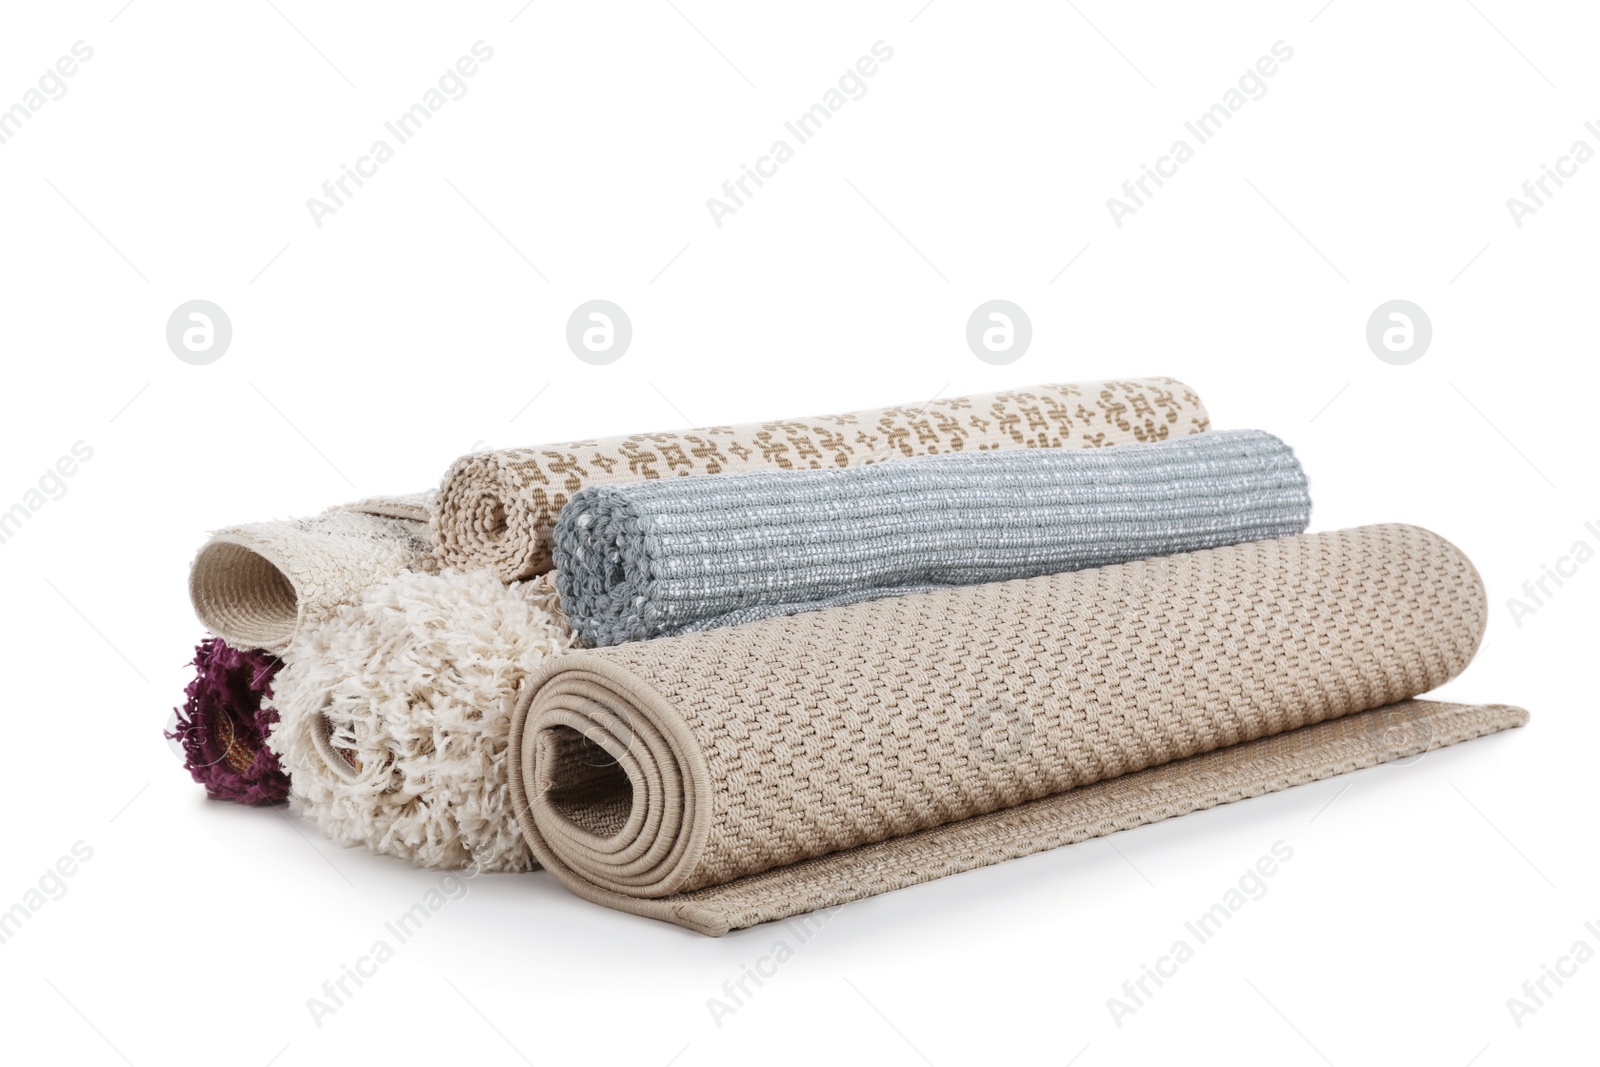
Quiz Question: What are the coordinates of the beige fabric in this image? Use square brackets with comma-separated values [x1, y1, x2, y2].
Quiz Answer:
[348, 492, 433, 523]
[267, 569, 576, 872]
[435, 377, 1210, 580]
[567, 701, 1525, 934]
[510, 525, 1509, 934]
[189, 494, 436, 655]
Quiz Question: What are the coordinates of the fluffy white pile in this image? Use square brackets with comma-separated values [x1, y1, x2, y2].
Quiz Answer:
[267, 567, 577, 872]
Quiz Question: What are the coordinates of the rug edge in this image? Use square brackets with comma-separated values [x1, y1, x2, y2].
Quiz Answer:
[650, 700, 1527, 935]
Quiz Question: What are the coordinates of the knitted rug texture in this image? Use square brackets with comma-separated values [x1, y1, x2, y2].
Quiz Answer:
[624, 700, 1526, 934]
[267, 567, 577, 872]
[167, 638, 289, 805]
[434, 377, 1210, 581]
[509, 524, 1519, 934]
[555, 429, 1310, 646]
[189, 495, 436, 655]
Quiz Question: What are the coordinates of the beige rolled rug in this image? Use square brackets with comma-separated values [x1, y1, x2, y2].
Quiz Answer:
[267, 567, 577, 872]
[509, 524, 1526, 935]
[435, 377, 1210, 580]
[189, 494, 435, 655]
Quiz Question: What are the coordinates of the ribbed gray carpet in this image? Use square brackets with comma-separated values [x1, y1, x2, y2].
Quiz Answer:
[553, 429, 1312, 646]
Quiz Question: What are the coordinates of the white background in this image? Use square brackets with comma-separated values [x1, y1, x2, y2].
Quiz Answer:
[1, 1, 1595, 1064]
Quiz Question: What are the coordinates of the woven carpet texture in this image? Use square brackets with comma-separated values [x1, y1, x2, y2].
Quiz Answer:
[555, 428, 1311, 646]
[189, 496, 436, 655]
[642, 700, 1526, 934]
[434, 377, 1210, 580]
[511, 524, 1500, 934]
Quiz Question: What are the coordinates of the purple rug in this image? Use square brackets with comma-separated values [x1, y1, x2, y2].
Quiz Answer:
[167, 638, 289, 805]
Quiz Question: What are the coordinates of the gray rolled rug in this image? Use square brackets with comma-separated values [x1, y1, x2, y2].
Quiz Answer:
[554, 428, 1312, 646]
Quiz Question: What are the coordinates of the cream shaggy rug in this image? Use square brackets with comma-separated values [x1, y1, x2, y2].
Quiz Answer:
[268, 567, 576, 872]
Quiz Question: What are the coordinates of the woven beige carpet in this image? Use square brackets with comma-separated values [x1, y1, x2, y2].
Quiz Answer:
[435, 377, 1209, 580]
[189, 495, 436, 654]
[509, 524, 1525, 935]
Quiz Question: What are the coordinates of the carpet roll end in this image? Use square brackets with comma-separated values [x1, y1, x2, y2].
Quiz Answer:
[510, 524, 1501, 933]
[432, 451, 550, 581]
[189, 509, 435, 654]
[189, 538, 301, 655]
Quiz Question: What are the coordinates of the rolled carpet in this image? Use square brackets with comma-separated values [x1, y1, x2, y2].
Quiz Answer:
[189, 495, 436, 655]
[267, 568, 577, 872]
[435, 377, 1210, 581]
[508, 524, 1525, 935]
[556, 429, 1310, 646]
[167, 638, 288, 805]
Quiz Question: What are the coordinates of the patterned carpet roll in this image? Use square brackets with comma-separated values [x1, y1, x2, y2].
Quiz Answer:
[189, 495, 435, 655]
[167, 638, 288, 805]
[267, 568, 577, 872]
[434, 377, 1210, 581]
[509, 524, 1524, 935]
[556, 429, 1310, 646]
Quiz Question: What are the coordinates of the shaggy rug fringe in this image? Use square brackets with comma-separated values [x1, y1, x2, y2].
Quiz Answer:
[167, 638, 289, 805]
[267, 567, 576, 872]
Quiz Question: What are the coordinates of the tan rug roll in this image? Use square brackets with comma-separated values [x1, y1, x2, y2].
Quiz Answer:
[509, 524, 1522, 935]
[189, 495, 435, 655]
[435, 377, 1210, 580]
